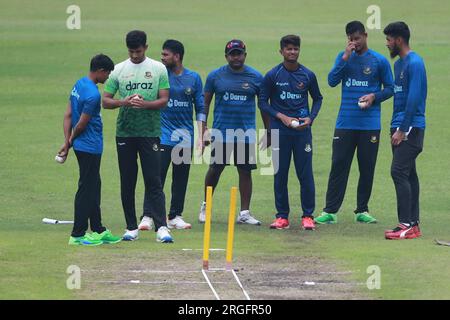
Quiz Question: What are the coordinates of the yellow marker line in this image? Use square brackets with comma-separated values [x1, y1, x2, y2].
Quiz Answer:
[202, 186, 213, 270]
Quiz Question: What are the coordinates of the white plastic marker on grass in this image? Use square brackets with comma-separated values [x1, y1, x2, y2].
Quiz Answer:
[42, 218, 74, 224]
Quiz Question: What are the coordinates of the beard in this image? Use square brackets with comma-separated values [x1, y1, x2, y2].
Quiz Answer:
[389, 44, 401, 58]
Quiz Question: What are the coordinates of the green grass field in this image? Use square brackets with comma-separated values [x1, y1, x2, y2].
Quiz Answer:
[1, 0, 449, 300]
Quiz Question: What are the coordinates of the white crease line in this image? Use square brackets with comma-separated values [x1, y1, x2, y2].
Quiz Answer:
[201, 269, 221, 300]
[231, 269, 251, 300]
[92, 280, 228, 285]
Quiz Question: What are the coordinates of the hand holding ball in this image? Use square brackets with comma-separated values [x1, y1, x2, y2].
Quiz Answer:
[55, 154, 66, 164]
[291, 119, 300, 128]
[358, 99, 369, 109]
[131, 95, 143, 101]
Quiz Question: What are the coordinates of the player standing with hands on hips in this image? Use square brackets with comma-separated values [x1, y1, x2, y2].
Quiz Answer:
[383, 22, 427, 240]
[315, 21, 394, 225]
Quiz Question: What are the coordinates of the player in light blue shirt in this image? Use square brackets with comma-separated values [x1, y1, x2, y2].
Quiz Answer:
[384, 22, 427, 240]
[57, 54, 121, 246]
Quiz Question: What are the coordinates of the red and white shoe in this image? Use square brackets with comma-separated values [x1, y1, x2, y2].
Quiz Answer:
[301, 216, 315, 230]
[385, 224, 419, 240]
[413, 225, 422, 237]
[270, 218, 290, 230]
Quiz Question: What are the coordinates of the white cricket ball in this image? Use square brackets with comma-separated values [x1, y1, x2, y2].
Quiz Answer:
[55, 155, 66, 164]
[358, 100, 369, 108]
[291, 119, 300, 128]
[132, 95, 142, 101]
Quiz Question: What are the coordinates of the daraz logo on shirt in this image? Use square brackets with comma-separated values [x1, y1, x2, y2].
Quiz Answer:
[223, 92, 247, 101]
[168, 99, 189, 108]
[394, 85, 403, 93]
[125, 81, 153, 91]
[279, 91, 301, 100]
[71, 87, 80, 100]
[345, 78, 369, 87]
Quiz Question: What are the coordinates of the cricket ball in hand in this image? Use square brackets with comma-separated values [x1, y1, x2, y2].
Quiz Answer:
[358, 100, 369, 108]
[55, 155, 66, 164]
[291, 119, 300, 128]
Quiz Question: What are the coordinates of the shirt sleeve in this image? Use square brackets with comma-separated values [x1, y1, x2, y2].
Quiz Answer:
[400, 59, 426, 132]
[258, 70, 278, 118]
[203, 70, 216, 94]
[158, 66, 170, 90]
[103, 69, 119, 95]
[254, 71, 263, 97]
[374, 56, 394, 103]
[193, 73, 206, 122]
[328, 52, 347, 87]
[82, 93, 100, 116]
[308, 71, 323, 121]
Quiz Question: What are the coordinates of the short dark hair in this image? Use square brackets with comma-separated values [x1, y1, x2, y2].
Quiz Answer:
[162, 39, 185, 62]
[383, 22, 410, 45]
[346, 21, 366, 35]
[280, 35, 301, 49]
[126, 30, 147, 49]
[90, 54, 114, 72]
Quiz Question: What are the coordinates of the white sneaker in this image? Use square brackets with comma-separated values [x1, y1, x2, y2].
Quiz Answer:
[236, 210, 261, 225]
[168, 216, 192, 229]
[138, 216, 153, 231]
[122, 229, 139, 241]
[156, 226, 173, 243]
[198, 201, 206, 223]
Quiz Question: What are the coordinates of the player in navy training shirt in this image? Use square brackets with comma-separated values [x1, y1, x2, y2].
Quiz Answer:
[383, 22, 427, 240]
[259, 35, 323, 231]
[315, 21, 394, 226]
[198, 39, 268, 226]
[141, 40, 206, 231]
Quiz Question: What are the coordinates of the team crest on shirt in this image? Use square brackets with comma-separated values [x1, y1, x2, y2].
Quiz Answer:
[363, 67, 372, 75]
[370, 136, 378, 143]
[152, 143, 159, 151]
[184, 87, 193, 95]
[400, 71, 404, 79]
[242, 82, 250, 89]
[305, 144, 312, 152]
[145, 71, 153, 79]
[297, 82, 305, 89]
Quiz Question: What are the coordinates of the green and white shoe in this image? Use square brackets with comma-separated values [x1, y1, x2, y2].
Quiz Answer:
[355, 212, 377, 224]
[314, 212, 337, 224]
[68, 234, 103, 246]
[90, 230, 122, 244]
